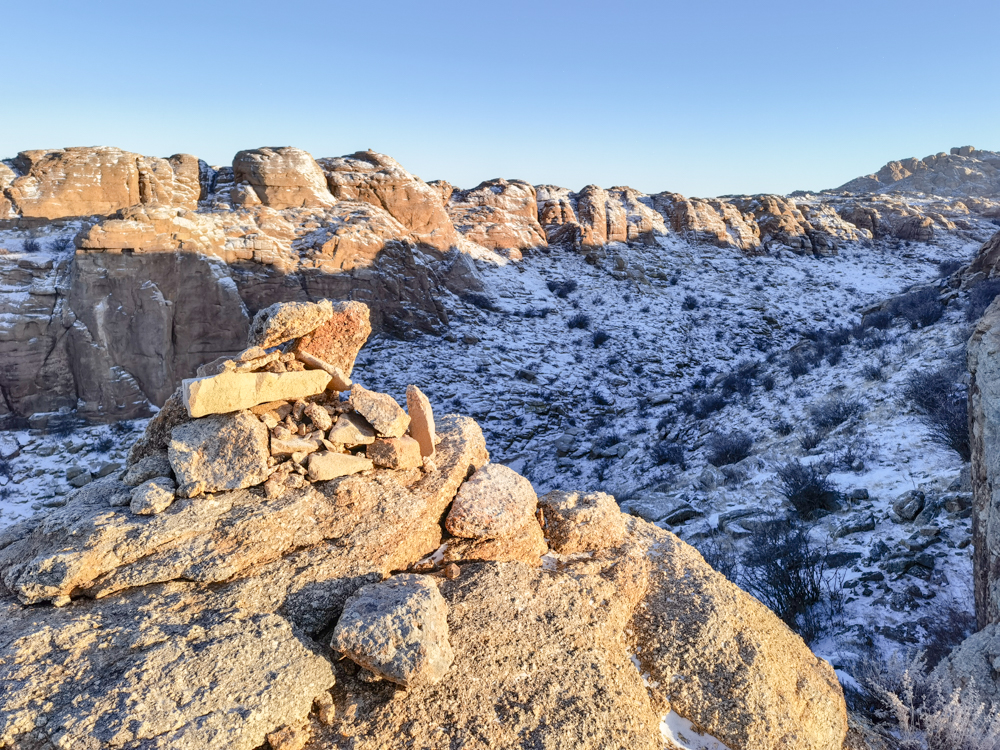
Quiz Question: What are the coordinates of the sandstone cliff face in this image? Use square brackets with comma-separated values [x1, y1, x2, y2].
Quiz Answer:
[0, 143, 994, 426]
[967, 295, 1000, 628]
[320, 150, 460, 250]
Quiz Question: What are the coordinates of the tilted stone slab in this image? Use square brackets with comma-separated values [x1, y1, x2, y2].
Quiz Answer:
[182, 369, 331, 418]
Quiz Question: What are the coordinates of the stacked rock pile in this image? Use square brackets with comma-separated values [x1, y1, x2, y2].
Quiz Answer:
[122, 298, 439, 516]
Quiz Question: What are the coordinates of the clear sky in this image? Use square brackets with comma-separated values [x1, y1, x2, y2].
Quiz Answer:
[3, 0, 999, 197]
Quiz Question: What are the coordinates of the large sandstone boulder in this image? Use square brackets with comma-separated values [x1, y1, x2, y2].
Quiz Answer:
[0, 585, 335, 750]
[292, 300, 372, 377]
[332, 574, 454, 687]
[232, 147, 335, 209]
[447, 179, 547, 253]
[320, 150, 459, 250]
[168, 410, 271, 496]
[3, 147, 204, 219]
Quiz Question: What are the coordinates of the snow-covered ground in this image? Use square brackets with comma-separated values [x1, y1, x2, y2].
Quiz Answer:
[0, 227, 986, 676]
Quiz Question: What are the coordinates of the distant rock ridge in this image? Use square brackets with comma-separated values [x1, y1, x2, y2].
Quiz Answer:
[830, 145, 1000, 198]
[1, 143, 997, 427]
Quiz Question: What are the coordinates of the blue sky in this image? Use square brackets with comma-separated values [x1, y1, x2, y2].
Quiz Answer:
[4, 0, 998, 196]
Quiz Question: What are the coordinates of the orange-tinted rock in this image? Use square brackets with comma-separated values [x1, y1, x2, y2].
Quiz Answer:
[292, 301, 371, 378]
[232, 147, 335, 209]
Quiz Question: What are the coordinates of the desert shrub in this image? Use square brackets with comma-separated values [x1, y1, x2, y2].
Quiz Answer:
[696, 530, 739, 583]
[776, 459, 840, 516]
[827, 326, 853, 347]
[826, 345, 843, 366]
[592, 390, 614, 406]
[693, 392, 727, 419]
[798, 430, 824, 451]
[861, 363, 885, 381]
[720, 371, 753, 398]
[773, 419, 793, 436]
[592, 329, 611, 347]
[94, 435, 115, 453]
[707, 430, 753, 466]
[829, 433, 878, 472]
[738, 519, 828, 640]
[462, 292, 498, 311]
[22, 237, 43, 253]
[110, 420, 134, 436]
[891, 288, 944, 329]
[852, 648, 1000, 750]
[863, 309, 894, 331]
[788, 355, 810, 379]
[761, 374, 775, 391]
[547, 279, 577, 298]
[48, 417, 81, 437]
[967, 278, 1000, 323]
[567, 313, 591, 330]
[681, 294, 698, 310]
[594, 431, 623, 449]
[921, 605, 976, 671]
[858, 328, 891, 350]
[904, 367, 970, 460]
[522, 306, 553, 318]
[0, 459, 10, 479]
[652, 442, 686, 469]
[810, 396, 865, 429]
[51, 235, 75, 253]
[938, 259, 964, 278]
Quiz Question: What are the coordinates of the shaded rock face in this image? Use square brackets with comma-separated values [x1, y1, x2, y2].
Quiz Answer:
[968, 295, 1000, 628]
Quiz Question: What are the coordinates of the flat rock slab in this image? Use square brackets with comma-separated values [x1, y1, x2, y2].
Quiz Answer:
[0, 586, 334, 750]
[308, 451, 374, 481]
[130, 476, 176, 515]
[406, 384, 436, 458]
[183, 370, 331, 418]
[293, 300, 371, 377]
[332, 574, 453, 687]
[539, 490, 625, 554]
[368, 436, 422, 469]
[350, 384, 410, 438]
[247, 299, 334, 349]
[169, 411, 270, 497]
[446, 463, 538, 540]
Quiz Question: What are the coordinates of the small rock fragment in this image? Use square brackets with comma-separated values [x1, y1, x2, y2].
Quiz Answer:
[270, 436, 321, 457]
[304, 402, 333, 431]
[350, 384, 410, 438]
[266, 723, 310, 750]
[443, 563, 460, 579]
[332, 574, 454, 688]
[368, 436, 423, 470]
[406, 384, 436, 458]
[296, 350, 353, 391]
[446, 463, 538, 540]
[122, 452, 173, 487]
[130, 477, 176, 515]
[893, 490, 926, 522]
[307, 451, 374, 481]
[327, 413, 376, 446]
[248, 299, 335, 349]
[313, 693, 336, 726]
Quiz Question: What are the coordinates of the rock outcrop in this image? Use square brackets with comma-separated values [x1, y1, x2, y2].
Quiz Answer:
[832, 146, 1000, 198]
[232, 147, 335, 209]
[0, 299, 848, 750]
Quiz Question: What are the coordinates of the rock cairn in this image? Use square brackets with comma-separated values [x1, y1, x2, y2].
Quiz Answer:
[121, 298, 439, 514]
[0, 296, 850, 750]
